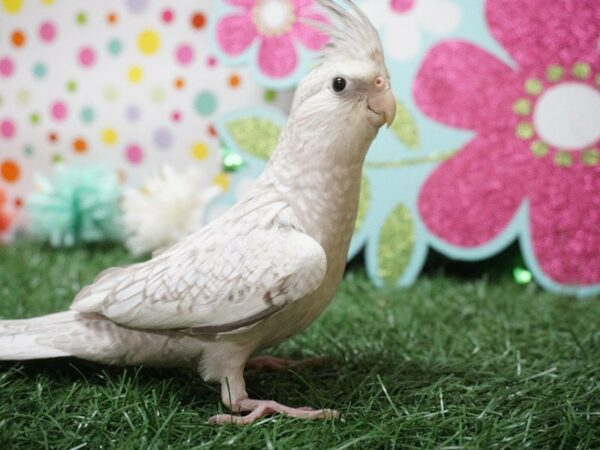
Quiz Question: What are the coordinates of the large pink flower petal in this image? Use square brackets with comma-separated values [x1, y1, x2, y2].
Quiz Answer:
[419, 133, 535, 247]
[292, 0, 315, 12]
[292, 12, 329, 50]
[487, 0, 600, 71]
[529, 159, 600, 285]
[258, 34, 298, 78]
[225, 0, 256, 10]
[216, 14, 257, 57]
[414, 41, 521, 132]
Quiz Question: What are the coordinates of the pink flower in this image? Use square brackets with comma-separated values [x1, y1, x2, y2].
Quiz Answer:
[414, 0, 600, 286]
[216, 0, 328, 79]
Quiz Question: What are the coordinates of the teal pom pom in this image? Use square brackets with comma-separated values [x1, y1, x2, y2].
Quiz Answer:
[27, 165, 123, 247]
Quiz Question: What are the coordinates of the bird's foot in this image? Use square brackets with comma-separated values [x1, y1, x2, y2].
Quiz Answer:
[245, 355, 328, 373]
[208, 399, 339, 425]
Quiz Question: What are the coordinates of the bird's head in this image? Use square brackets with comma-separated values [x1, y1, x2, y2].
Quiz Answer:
[287, 0, 396, 143]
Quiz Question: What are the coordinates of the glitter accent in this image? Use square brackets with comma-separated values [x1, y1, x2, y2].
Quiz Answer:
[354, 176, 370, 233]
[513, 267, 533, 284]
[546, 65, 564, 82]
[581, 148, 599, 166]
[530, 140, 549, 157]
[221, 147, 245, 172]
[226, 117, 280, 160]
[572, 62, 591, 79]
[378, 204, 414, 285]
[524, 78, 543, 95]
[513, 98, 531, 116]
[389, 100, 419, 150]
[554, 151, 572, 167]
[516, 122, 534, 139]
[364, 150, 456, 169]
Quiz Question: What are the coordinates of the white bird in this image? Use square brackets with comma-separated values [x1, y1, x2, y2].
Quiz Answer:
[0, 0, 396, 425]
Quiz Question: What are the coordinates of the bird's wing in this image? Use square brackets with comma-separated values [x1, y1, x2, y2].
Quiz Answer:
[71, 202, 327, 332]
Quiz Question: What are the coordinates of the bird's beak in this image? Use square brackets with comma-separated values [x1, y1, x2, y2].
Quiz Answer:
[367, 88, 396, 129]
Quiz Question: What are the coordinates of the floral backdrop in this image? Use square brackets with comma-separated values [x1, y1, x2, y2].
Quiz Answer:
[1, 0, 599, 297]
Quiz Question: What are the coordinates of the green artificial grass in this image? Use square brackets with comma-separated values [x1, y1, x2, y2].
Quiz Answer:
[0, 240, 599, 449]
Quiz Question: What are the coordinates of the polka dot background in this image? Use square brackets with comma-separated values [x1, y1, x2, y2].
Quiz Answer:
[0, 0, 292, 228]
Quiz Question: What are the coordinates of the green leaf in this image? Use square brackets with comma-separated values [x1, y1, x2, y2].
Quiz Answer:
[354, 176, 370, 234]
[226, 117, 281, 159]
[389, 100, 419, 150]
[378, 205, 415, 285]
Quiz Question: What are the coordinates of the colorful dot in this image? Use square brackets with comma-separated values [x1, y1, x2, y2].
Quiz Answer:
[39, 21, 56, 42]
[125, 144, 144, 164]
[80, 106, 95, 123]
[102, 128, 118, 146]
[104, 85, 118, 101]
[0, 159, 20, 182]
[194, 91, 217, 117]
[50, 101, 68, 121]
[516, 122, 534, 140]
[0, 57, 14, 77]
[51, 154, 63, 163]
[33, 62, 47, 78]
[208, 124, 218, 137]
[137, 30, 160, 55]
[40, 0, 53, 4]
[171, 111, 181, 122]
[524, 78, 543, 95]
[17, 89, 30, 105]
[108, 38, 122, 56]
[48, 131, 59, 142]
[128, 65, 143, 83]
[229, 74, 241, 88]
[191, 142, 208, 160]
[546, 65, 564, 82]
[78, 46, 96, 67]
[582, 148, 599, 166]
[107, 12, 118, 24]
[14, 197, 22, 208]
[212, 173, 230, 190]
[191, 12, 206, 29]
[176, 44, 194, 65]
[161, 9, 174, 23]
[554, 151, 573, 167]
[11, 29, 26, 47]
[127, 0, 149, 13]
[207, 55, 217, 67]
[174, 77, 185, 89]
[23, 145, 33, 156]
[264, 89, 277, 102]
[126, 105, 141, 122]
[572, 62, 591, 79]
[30, 113, 40, 125]
[153, 127, 173, 149]
[73, 137, 87, 153]
[0, 119, 15, 139]
[2, 0, 23, 14]
[512, 98, 531, 116]
[66, 80, 77, 92]
[75, 11, 87, 25]
[530, 141, 549, 157]
[151, 86, 166, 103]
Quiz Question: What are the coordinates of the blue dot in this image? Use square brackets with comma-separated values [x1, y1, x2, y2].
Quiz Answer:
[194, 91, 217, 117]
[108, 38, 122, 56]
[33, 62, 47, 79]
[80, 106, 95, 124]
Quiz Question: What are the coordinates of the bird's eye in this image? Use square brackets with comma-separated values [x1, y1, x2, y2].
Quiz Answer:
[332, 77, 347, 93]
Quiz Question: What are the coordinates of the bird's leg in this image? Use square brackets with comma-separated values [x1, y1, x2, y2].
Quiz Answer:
[208, 368, 339, 425]
[245, 355, 328, 373]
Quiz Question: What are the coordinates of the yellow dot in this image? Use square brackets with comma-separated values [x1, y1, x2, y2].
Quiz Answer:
[554, 151, 572, 167]
[546, 65, 564, 82]
[2, 0, 23, 13]
[516, 122, 534, 140]
[128, 66, 143, 84]
[191, 142, 209, 160]
[513, 98, 531, 116]
[530, 140, 549, 157]
[212, 173, 230, 190]
[572, 62, 591, 79]
[582, 148, 599, 166]
[40, 0, 54, 4]
[137, 30, 161, 55]
[102, 128, 118, 146]
[524, 78, 543, 95]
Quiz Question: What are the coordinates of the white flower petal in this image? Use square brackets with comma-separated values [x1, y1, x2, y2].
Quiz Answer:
[417, 0, 462, 35]
[384, 18, 421, 60]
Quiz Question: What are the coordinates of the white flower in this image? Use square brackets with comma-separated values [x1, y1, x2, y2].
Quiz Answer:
[121, 165, 223, 256]
[361, 0, 462, 61]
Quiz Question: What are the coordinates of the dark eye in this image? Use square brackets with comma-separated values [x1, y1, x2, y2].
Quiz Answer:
[332, 77, 347, 93]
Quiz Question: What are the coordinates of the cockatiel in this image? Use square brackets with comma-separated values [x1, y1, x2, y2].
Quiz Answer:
[0, 0, 395, 424]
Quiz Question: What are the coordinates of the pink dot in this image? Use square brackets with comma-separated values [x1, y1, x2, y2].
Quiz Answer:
[51, 101, 68, 121]
[125, 144, 144, 164]
[78, 47, 96, 67]
[176, 44, 194, 65]
[39, 21, 57, 42]
[0, 120, 15, 139]
[0, 58, 14, 77]
[161, 9, 174, 23]
[172, 111, 181, 122]
[390, 0, 415, 13]
[207, 55, 217, 67]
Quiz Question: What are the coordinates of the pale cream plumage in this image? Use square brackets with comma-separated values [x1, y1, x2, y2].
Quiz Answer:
[0, 0, 396, 424]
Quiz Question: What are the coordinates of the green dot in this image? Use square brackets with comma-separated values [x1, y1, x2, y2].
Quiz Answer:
[582, 149, 599, 166]
[30, 112, 41, 125]
[151, 87, 166, 103]
[264, 89, 277, 103]
[530, 140, 549, 157]
[17, 89, 30, 105]
[33, 62, 47, 79]
[546, 65, 564, 82]
[513, 98, 531, 116]
[554, 151, 572, 167]
[104, 85, 118, 101]
[194, 91, 217, 117]
[108, 38, 123, 56]
[52, 154, 63, 164]
[524, 78, 543, 95]
[24, 145, 34, 156]
[572, 62, 591, 79]
[516, 122, 534, 140]
[76, 11, 87, 25]
[66, 80, 77, 92]
[80, 106, 95, 124]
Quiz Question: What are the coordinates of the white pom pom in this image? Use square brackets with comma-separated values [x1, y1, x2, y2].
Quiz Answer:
[121, 165, 223, 256]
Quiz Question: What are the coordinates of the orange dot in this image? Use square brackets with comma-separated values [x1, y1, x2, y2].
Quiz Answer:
[11, 30, 26, 47]
[1, 160, 20, 183]
[191, 12, 206, 29]
[174, 77, 185, 89]
[208, 124, 217, 137]
[14, 197, 22, 208]
[107, 12, 118, 24]
[48, 131, 58, 143]
[228, 74, 241, 88]
[73, 137, 87, 153]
